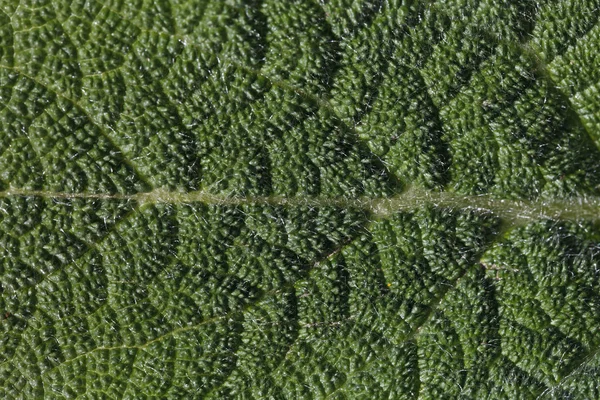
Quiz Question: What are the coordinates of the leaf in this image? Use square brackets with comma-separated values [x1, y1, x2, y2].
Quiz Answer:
[1, 0, 600, 398]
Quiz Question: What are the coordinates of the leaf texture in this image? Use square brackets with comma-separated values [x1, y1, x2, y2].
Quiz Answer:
[1, 0, 600, 398]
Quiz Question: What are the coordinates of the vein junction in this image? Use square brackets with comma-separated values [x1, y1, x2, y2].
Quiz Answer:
[1, 186, 599, 226]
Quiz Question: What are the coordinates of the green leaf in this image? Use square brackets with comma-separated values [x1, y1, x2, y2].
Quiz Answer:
[1, 0, 600, 398]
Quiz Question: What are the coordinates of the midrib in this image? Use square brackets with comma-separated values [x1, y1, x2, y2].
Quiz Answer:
[1, 186, 599, 226]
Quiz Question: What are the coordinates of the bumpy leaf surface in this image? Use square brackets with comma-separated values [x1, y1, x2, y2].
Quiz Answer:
[1, 1, 600, 398]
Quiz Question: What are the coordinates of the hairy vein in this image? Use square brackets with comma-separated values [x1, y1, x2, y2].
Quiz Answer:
[1, 186, 599, 226]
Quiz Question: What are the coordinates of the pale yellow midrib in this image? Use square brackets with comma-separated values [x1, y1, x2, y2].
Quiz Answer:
[1, 186, 599, 226]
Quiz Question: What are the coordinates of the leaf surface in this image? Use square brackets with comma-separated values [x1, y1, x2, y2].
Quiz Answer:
[1, 1, 600, 398]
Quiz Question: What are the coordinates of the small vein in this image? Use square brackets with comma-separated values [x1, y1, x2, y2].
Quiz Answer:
[0, 65, 154, 191]
[38, 230, 364, 379]
[540, 338, 600, 399]
[0, 205, 141, 369]
[324, 258, 472, 399]
[518, 40, 600, 153]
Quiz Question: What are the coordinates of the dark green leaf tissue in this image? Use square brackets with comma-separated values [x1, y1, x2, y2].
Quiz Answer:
[1, 0, 600, 398]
